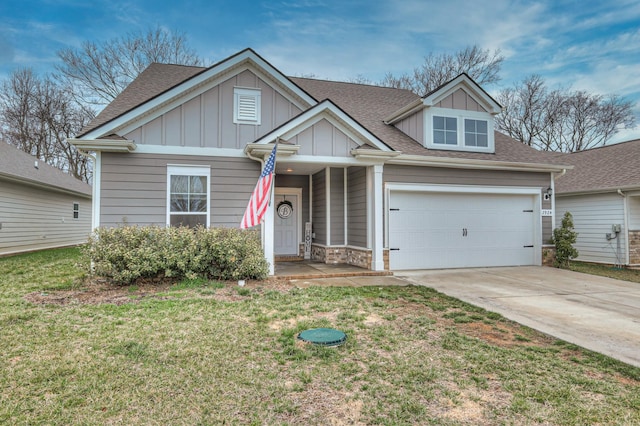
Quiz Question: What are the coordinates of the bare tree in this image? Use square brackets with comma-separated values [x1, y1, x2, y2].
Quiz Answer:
[55, 26, 203, 106]
[0, 68, 95, 182]
[381, 45, 504, 95]
[496, 74, 635, 152]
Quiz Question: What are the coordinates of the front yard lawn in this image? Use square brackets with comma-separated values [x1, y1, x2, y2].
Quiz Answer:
[570, 261, 640, 283]
[1, 248, 639, 425]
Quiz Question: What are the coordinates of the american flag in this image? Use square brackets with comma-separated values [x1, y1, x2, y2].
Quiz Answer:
[240, 143, 278, 229]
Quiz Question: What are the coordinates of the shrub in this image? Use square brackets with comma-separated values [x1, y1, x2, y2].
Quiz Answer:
[83, 225, 268, 284]
[552, 212, 579, 268]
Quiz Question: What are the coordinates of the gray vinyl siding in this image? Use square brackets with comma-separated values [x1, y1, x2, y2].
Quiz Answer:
[330, 168, 345, 245]
[0, 179, 91, 256]
[100, 152, 259, 228]
[275, 174, 310, 224]
[629, 195, 640, 230]
[124, 69, 302, 149]
[555, 193, 627, 265]
[347, 167, 367, 247]
[312, 169, 326, 245]
[384, 165, 553, 242]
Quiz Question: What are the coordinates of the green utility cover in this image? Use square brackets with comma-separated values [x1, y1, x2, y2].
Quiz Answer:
[297, 328, 347, 347]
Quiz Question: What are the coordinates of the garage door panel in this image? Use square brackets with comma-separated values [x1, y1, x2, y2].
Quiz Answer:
[389, 190, 537, 269]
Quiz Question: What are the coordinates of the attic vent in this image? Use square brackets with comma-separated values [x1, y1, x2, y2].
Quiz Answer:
[234, 87, 261, 125]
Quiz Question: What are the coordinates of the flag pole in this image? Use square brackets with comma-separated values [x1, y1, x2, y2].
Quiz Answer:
[268, 137, 279, 207]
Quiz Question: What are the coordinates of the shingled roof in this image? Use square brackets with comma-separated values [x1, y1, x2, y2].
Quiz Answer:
[554, 139, 640, 194]
[79, 63, 205, 137]
[78, 59, 564, 166]
[0, 142, 92, 197]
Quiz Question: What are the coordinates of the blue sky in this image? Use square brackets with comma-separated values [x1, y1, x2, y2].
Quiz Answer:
[1, 0, 639, 142]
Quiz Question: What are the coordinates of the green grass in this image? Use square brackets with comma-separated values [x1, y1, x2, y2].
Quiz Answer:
[1, 248, 639, 425]
[569, 261, 640, 283]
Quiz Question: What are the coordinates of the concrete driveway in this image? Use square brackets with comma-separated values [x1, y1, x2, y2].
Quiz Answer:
[396, 266, 640, 368]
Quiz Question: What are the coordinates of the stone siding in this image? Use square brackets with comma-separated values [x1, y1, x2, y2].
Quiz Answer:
[346, 247, 372, 269]
[630, 230, 640, 265]
[542, 245, 556, 267]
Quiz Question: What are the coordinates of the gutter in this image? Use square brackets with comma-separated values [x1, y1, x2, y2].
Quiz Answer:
[388, 154, 573, 173]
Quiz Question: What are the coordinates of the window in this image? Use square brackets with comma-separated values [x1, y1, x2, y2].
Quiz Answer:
[167, 166, 210, 227]
[73, 203, 79, 219]
[233, 87, 261, 125]
[465, 119, 488, 147]
[425, 107, 494, 153]
[433, 116, 458, 145]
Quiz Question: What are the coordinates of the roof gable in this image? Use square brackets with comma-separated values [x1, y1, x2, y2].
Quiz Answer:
[253, 99, 392, 152]
[79, 48, 317, 140]
[422, 73, 502, 113]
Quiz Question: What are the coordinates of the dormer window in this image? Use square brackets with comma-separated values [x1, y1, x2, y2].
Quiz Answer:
[425, 107, 494, 153]
[233, 87, 261, 125]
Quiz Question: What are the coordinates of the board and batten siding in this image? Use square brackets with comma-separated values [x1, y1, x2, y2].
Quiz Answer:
[555, 193, 627, 265]
[99, 152, 259, 228]
[0, 179, 91, 256]
[347, 167, 367, 248]
[396, 111, 424, 145]
[288, 118, 360, 157]
[384, 165, 553, 242]
[330, 168, 345, 245]
[123, 69, 302, 149]
[311, 169, 326, 245]
[435, 88, 488, 112]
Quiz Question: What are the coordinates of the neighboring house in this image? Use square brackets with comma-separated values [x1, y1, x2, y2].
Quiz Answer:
[0, 142, 92, 256]
[70, 48, 569, 275]
[555, 139, 640, 267]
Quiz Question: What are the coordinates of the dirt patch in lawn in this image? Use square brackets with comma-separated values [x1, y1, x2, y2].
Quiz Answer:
[24, 277, 294, 306]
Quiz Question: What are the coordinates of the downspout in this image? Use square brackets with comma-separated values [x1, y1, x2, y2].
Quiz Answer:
[551, 169, 567, 232]
[618, 189, 630, 266]
[75, 148, 98, 231]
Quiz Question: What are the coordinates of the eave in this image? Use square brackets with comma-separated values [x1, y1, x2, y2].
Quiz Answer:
[68, 138, 137, 153]
[0, 173, 92, 199]
[389, 154, 573, 173]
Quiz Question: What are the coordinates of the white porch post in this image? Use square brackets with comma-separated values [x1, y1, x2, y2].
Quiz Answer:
[371, 164, 385, 271]
[92, 151, 102, 231]
[264, 188, 276, 276]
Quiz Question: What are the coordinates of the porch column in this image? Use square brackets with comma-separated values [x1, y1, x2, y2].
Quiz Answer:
[371, 164, 385, 271]
[264, 188, 275, 276]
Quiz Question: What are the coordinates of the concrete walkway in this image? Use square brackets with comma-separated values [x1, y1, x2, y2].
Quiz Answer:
[397, 267, 640, 368]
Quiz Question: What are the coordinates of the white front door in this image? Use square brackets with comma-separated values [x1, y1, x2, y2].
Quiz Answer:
[274, 190, 300, 255]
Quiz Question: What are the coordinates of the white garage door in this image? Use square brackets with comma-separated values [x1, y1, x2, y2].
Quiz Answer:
[389, 191, 537, 270]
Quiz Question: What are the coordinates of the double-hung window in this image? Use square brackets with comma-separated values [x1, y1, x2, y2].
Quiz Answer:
[167, 166, 210, 227]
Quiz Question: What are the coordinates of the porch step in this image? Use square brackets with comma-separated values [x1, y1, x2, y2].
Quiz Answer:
[274, 260, 393, 279]
[277, 270, 394, 280]
[275, 256, 305, 262]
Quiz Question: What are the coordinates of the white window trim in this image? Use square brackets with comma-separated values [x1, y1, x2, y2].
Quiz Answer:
[424, 107, 495, 153]
[73, 202, 80, 220]
[166, 165, 211, 227]
[233, 87, 261, 125]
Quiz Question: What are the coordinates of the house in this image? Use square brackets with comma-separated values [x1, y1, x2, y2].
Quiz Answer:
[0, 142, 92, 256]
[555, 139, 640, 267]
[69, 48, 570, 275]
